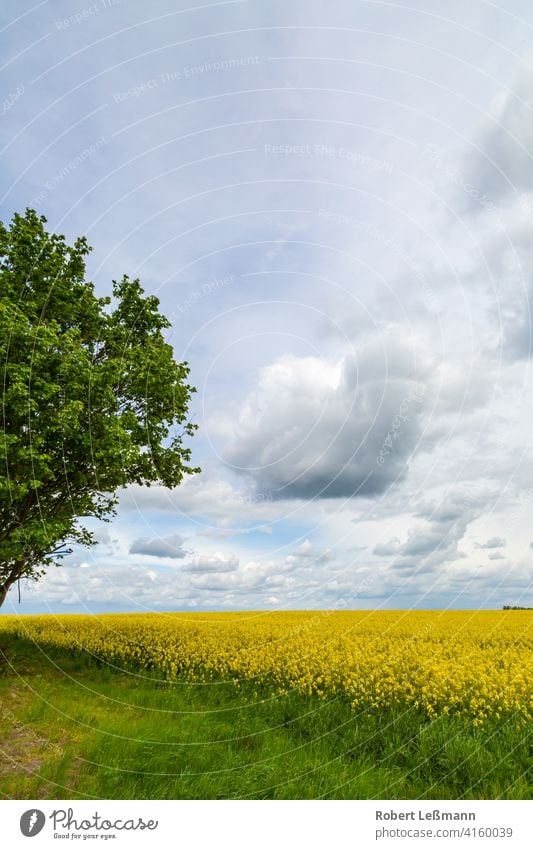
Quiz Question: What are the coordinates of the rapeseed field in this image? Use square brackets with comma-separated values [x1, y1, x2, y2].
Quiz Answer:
[2, 610, 530, 725]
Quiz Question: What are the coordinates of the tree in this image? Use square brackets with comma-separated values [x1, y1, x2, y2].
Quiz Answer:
[0, 209, 199, 606]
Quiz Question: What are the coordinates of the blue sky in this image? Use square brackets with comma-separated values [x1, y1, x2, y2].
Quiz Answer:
[1, 0, 533, 613]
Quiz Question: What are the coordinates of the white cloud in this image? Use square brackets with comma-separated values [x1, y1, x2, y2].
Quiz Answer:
[129, 534, 187, 559]
[182, 553, 239, 573]
[373, 537, 402, 557]
[474, 537, 507, 550]
[220, 333, 429, 500]
[465, 62, 533, 204]
[3, 1, 533, 612]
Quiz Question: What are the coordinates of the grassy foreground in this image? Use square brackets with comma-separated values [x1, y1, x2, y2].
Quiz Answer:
[0, 631, 530, 800]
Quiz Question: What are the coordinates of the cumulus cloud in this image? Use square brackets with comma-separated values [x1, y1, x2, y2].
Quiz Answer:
[20, 561, 180, 608]
[129, 534, 187, 559]
[293, 540, 313, 557]
[391, 494, 486, 574]
[186, 560, 285, 593]
[80, 525, 119, 556]
[501, 275, 533, 361]
[182, 553, 239, 573]
[373, 537, 402, 556]
[416, 501, 466, 524]
[285, 539, 332, 566]
[5, 1, 533, 614]
[220, 333, 429, 500]
[120, 471, 287, 531]
[465, 64, 533, 205]
[474, 537, 506, 549]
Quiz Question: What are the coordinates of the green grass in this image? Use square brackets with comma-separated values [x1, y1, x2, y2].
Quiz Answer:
[0, 633, 530, 800]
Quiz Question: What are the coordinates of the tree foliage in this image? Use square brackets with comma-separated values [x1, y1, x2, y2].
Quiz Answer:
[0, 209, 199, 605]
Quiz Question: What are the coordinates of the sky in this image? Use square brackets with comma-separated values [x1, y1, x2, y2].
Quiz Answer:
[1, 0, 533, 613]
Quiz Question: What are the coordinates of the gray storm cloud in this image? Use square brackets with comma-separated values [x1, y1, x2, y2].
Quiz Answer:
[222, 334, 428, 500]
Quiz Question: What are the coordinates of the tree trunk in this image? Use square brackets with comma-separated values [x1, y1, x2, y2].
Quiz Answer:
[0, 562, 26, 608]
[0, 581, 11, 608]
